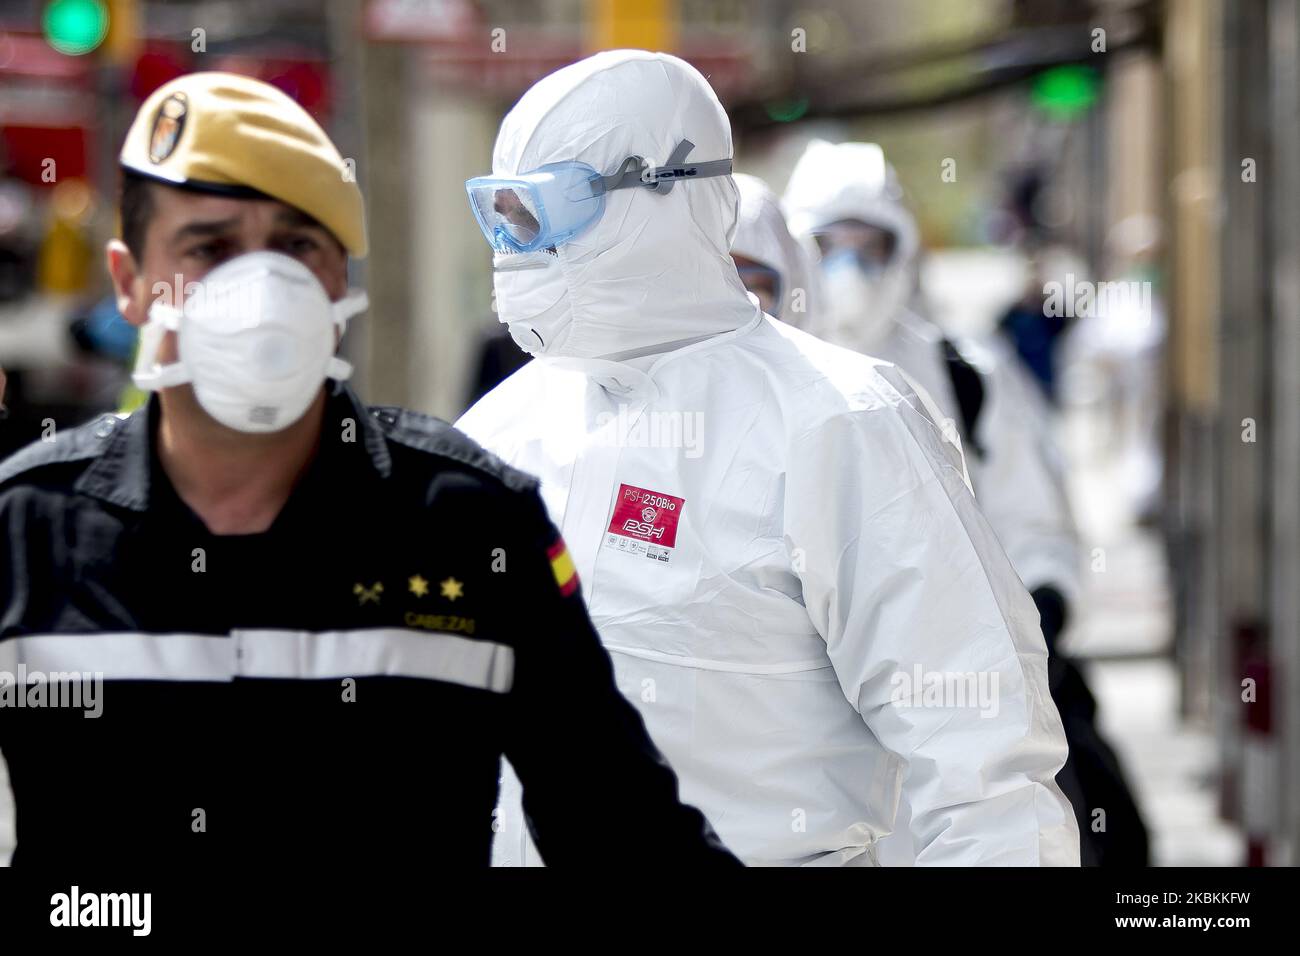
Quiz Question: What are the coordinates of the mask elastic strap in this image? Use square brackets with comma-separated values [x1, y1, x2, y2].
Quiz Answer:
[332, 290, 369, 331]
[326, 356, 354, 382]
[132, 303, 190, 392]
[147, 301, 183, 331]
[328, 292, 365, 379]
[593, 139, 733, 197]
[139, 363, 192, 389]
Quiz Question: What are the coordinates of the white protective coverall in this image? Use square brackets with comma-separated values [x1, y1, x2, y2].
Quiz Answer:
[782, 140, 1080, 605]
[732, 171, 971, 490]
[458, 50, 1079, 867]
[780, 143, 1082, 865]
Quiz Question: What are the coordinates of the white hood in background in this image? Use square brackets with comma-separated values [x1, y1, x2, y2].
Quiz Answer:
[489, 49, 757, 363]
[782, 140, 921, 353]
[783, 140, 920, 261]
[730, 172, 822, 323]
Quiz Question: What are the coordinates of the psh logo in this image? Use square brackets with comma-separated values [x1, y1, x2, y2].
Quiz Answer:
[606, 483, 684, 559]
[622, 506, 666, 539]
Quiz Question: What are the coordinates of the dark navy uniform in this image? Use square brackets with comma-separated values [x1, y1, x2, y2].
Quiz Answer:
[0, 385, 738, 867]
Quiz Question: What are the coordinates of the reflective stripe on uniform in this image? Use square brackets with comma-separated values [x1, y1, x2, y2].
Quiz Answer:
[4, 628, 515, 693]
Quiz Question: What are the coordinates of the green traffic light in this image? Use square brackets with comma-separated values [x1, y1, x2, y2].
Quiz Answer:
[765, 97, 810, 123]
[1031, 65, 1100, 119]
[43, 0, 109, 57]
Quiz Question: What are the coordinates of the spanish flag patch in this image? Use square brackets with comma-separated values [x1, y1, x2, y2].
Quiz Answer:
[548, 537, 579, 597]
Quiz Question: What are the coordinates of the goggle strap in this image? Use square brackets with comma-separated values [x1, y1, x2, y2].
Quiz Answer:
[594, 139, 734, 196]
[595, 155, 652, 194]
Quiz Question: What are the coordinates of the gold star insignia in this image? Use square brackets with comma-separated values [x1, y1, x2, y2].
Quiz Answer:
[408, 574, 429, 598]
[440, 576, 464, 601]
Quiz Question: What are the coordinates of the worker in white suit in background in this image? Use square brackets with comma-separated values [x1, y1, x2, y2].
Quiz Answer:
[459, 49, 1079, 866]
[777, 140, 1143, 865]
[781, 141, 1081, 644]
[729, 172, 821, 324]
[731, 170, 971, 488]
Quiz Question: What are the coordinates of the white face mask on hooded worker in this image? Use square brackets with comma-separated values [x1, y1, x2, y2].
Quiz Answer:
[466, 140, 734, 356]
[132, 250, 368, 433]
[819, 248, 910, 353]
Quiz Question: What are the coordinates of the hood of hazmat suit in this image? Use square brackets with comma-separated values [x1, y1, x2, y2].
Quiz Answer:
[783, 140, 919, 354]
[459, 50, 1078, 867]
[485, 49, 755, 362]
[730, 172, 822, 323]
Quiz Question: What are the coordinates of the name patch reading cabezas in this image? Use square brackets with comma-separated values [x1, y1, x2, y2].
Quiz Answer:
[605, 483, 684, 563]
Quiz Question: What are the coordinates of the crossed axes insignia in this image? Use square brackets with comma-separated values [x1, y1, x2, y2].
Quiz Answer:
[353, 582, 384, 605]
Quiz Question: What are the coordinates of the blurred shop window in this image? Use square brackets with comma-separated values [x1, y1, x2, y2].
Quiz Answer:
[0, 125, 88, 185]
[128, 47, 190, 101]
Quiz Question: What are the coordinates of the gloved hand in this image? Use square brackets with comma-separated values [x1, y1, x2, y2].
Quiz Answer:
[1031, 585, 1069, 656]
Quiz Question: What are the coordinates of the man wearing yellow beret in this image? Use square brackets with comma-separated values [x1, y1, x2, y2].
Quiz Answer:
[0, 72, 738, 869]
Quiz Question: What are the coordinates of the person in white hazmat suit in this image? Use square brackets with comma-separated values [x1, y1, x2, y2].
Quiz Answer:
[456, 49, 1079, 867]
[734, 161, 1078, 864]
[782, 142, 1080, 642]
[780, 141, 1146, 866]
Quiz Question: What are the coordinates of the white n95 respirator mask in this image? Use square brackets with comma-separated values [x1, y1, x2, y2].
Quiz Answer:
[819, 249, 908, 354]
[492, 251, 575, 355]
[132, 251, 368, 433]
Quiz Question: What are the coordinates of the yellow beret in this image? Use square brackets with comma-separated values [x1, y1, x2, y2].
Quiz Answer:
[120, 72, 367, 257]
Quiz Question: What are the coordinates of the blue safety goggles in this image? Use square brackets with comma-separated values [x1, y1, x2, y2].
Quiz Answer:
[466, 139, 732, 255]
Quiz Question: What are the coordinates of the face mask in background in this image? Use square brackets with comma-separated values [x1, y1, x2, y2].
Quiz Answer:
[132, 251, 368, 433]
[819, 249, 909, 354]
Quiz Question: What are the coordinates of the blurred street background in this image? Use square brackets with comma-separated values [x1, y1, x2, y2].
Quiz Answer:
[0, 0, 1297, 866]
